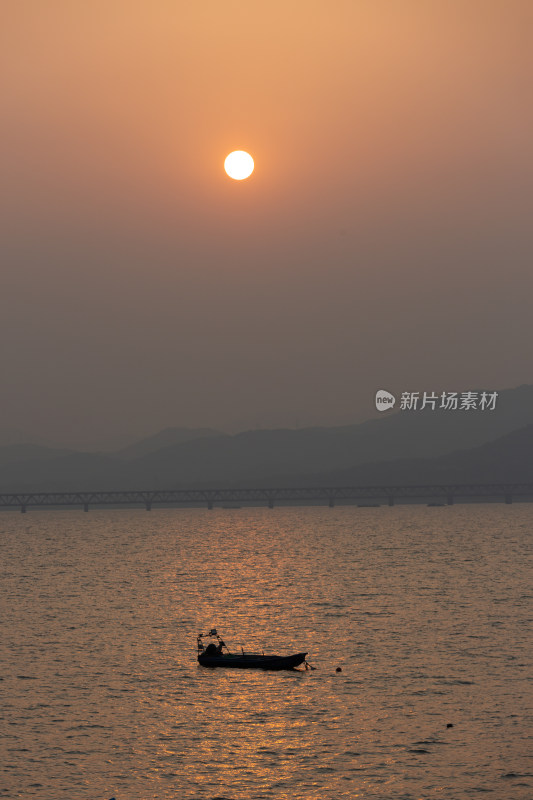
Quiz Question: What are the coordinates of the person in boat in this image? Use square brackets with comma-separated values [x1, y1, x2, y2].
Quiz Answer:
[204, 640, 225, 656]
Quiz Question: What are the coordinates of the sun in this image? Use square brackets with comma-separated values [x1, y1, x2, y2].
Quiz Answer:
[224, 151, 254, 180]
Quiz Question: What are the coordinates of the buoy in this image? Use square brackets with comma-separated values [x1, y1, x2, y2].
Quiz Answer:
[336, 666, 342, 672]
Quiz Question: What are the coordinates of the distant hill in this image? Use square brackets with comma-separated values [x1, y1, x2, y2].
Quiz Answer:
[126, 384, 533, 488]
[0, 384, 532, 492]
[115, 427, 224, 460]
[0, 452, 124, 493]
[285, 423, 533, 487]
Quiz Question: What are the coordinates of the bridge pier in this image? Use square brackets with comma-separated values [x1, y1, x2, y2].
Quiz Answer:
[268, 499, 274, 509]
[505, 494, 513, 504]
[328, 497, 335, 508]
[145, 500, 152, 511]
[207, 501, 213, 510]
[21, 504, 26, 514]
[447, 495, 454, 505]
[388, 496, 394, 507]
[83, 503, 89, 512]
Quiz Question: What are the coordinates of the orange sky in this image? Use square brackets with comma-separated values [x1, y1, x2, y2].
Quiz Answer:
[1, 1, 532, 447]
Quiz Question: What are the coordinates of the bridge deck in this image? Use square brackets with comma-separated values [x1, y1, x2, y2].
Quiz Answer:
[0, 484, 531, 511]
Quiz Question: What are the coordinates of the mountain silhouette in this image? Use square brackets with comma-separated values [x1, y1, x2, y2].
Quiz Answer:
[285, 423, 533, 487]
[0, 384, 531, 492]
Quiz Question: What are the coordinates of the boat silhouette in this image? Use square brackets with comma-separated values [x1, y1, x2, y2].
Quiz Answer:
[197, 629, 308, 670]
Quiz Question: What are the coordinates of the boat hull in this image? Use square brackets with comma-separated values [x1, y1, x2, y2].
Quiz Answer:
[198, 652, 308, 670]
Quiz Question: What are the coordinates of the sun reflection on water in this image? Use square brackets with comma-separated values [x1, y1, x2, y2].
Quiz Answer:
[1, 506, 531, 798]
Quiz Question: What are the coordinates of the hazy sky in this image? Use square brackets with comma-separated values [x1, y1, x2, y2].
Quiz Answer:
[2, 1, 532, 449]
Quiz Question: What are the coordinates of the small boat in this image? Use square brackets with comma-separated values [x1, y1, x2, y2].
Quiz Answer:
[197, 629, 308, 670]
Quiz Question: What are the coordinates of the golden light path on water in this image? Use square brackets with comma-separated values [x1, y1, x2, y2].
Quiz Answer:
[1, 505, 531, 799]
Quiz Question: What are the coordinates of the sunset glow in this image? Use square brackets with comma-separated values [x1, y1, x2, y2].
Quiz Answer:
[1, 3, 532, 798]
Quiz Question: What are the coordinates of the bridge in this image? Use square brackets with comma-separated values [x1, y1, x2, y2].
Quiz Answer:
[1, 483, 532, 512]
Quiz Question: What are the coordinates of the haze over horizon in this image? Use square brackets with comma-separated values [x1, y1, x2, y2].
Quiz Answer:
[2, 2, 532, 451]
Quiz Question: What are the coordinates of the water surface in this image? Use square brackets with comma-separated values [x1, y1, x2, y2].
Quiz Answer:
[1, 505, 531, 799]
